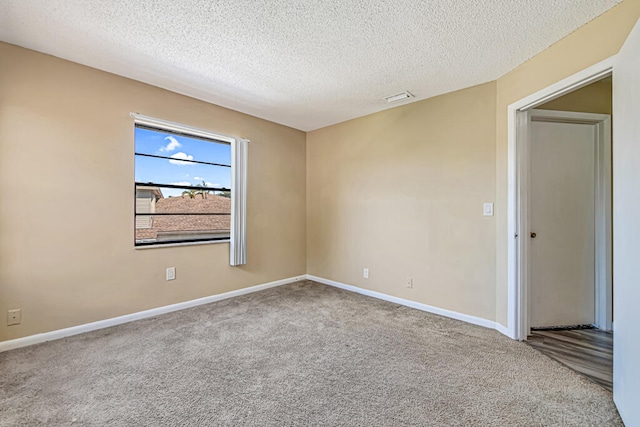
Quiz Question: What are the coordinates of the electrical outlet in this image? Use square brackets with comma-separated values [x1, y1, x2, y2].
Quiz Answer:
[406, 278, 413, 288]
[166, 267, 176, 281]
[363, 268, 369, 279]
[7, 309, 21, 326]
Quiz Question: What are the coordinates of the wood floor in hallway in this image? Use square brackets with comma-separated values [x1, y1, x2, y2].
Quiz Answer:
[527, 328, 613, 392]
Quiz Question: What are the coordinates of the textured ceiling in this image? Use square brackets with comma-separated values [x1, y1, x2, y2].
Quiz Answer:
[0, 0, 621, 131]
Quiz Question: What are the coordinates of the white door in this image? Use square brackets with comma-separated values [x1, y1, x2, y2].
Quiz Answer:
[613, 17, 640, 426]
[529, 118, 596, 328]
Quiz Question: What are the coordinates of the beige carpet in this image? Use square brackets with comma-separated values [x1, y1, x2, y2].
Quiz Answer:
[0, 280, 622, 426]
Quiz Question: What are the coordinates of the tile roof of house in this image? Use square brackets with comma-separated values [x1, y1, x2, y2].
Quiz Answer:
[135, 194, 230, 241]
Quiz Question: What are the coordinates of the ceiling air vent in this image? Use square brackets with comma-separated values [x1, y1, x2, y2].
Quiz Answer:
[383, 91, 414, 103]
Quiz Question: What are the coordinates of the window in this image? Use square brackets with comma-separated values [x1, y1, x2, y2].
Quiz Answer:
[134, 122, 232, 246]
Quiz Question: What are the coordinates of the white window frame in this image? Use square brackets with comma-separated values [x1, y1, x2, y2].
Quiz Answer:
[131, 113, 248, 266]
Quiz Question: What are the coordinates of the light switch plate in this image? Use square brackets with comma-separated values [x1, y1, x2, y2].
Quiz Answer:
[483, 203, 494, 217]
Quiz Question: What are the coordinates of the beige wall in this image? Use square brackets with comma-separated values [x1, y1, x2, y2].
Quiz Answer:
[538, 78, 612, 115]
[495, 1, 640, 327]
[0, 43, 307, 341]
[307, 82, 497, 321]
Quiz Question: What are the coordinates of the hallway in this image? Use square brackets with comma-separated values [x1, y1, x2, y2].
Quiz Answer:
[527, 328, 613, 391]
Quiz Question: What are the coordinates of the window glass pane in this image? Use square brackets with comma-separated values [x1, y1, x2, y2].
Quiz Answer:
[134, 124, 232, 246]
[135, 214, 230, 245]
[134, 127, 231, 165]
[134, 155, 230, 195]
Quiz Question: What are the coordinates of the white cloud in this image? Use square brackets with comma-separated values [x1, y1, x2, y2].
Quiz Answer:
[160, 136, 181, 152]
[170, 181, 191, 187]
[205, 182, 222, 188]
[169, 152, 194, 165]
[193, 176, 203, 180]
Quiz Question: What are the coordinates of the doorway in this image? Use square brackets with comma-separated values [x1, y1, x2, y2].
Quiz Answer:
[512, 76, 613, 391]
[506, 58, 614, 341]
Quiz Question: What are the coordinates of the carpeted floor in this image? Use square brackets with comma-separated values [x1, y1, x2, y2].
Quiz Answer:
[0, 280, 622, 426]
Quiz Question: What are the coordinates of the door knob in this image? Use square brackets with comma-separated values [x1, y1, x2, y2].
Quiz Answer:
[530, 232, 537, 238]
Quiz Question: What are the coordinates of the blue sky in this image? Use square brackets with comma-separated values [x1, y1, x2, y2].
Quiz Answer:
[134, 128, 231, 197]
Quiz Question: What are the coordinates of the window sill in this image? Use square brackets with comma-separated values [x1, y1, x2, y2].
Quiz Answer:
[134, 239, 230, 250]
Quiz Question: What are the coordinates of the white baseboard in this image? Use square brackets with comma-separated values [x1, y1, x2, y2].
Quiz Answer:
[495, 322, 511, 338]
[1, 274, 514, 353]
[306, 274, 509, 333]
[0, 275, 305, 353]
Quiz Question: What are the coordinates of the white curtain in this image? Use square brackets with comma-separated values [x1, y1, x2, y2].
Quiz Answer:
[230, 137, 248, 266]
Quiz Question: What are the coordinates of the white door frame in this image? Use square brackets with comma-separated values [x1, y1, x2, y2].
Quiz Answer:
[507, 57, 615, 341]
